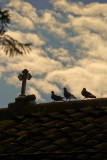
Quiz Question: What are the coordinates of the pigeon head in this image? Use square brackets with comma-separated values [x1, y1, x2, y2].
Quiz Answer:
[63, 87, 67, 91]
[83, 88, 86, 91]
[51, 91, 54, 94]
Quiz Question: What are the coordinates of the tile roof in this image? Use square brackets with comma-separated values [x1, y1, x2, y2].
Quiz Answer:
[0, 99, 107, 159]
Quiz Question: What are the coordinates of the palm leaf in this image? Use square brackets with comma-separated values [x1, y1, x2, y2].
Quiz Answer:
[0, 8, 32, 56]
[0, 34, 31, 56]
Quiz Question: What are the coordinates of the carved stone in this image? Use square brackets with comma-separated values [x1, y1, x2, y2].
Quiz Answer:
[18, 69, 32, 96]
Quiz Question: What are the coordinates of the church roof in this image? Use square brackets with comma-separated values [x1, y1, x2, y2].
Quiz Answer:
[0, 99, 107, 159]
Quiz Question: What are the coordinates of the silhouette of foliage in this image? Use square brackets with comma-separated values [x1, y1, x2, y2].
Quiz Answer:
[0, 7, 31, 56]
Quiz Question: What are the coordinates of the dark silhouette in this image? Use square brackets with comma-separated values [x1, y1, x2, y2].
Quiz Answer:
[18, 69, 32, 96]
[51, 91, 64, 102]
[24, 94, 36, 102]
[0, 8, 31, 56]
[63, 87, 76, 101]
[81, 88, 96, 99]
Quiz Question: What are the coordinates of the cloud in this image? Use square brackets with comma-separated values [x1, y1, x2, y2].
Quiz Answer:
[46, 47, 69, 57]
[6, 0, 39, 31]
[68, 31, 107, 60]
[7, 30, 46, 47]
[39, 10, 67, 37]
[51, 0, 107, 36]
[67, 15, 107, 36]
[3, 49, 63, 75]
[7, 0, 38, 22]
[4, 73, 20, 88]
[27, 87, 45, 102]
[1, 0, 107, 104]
[45, 60, 107, 99]
[8, 10, 35, 30]
[29, 78, 61, 94]
[7, 0, 67, 37]
[46, 47, 75, 64]
[51, 0, 107, 17]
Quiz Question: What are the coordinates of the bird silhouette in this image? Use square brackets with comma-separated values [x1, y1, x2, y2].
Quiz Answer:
[81, 88, 96, 99]
[24, 94, 36, 102]
[51, 91, 64, 102]
[63, 87, 76, 101]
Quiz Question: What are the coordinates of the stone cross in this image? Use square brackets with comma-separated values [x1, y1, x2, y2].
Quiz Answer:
[18, 69, 32, 96]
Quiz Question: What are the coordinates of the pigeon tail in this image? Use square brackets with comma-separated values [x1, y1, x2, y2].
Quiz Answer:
[88, 95, 96, 98]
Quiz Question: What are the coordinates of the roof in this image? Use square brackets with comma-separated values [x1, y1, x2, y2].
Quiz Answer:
[0, 99, 107, 159]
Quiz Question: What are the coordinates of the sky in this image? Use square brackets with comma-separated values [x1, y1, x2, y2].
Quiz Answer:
[0, 0, 107, 108]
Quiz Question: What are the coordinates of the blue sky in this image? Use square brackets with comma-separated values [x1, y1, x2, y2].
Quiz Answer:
[0, 0, 107, 107]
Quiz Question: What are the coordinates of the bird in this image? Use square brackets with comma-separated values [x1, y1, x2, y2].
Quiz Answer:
[81, 88, 96, 99]
[24, 94, 36, 102]
[51, 91, 64, 102]
[63, 87, 76, 101]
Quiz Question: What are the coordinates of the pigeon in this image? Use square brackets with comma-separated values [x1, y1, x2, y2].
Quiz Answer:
[24, 94, 36, 102]
[63, 87, 76, 101]
[81, 88, 96, 99]
[51, 91, 64, 102]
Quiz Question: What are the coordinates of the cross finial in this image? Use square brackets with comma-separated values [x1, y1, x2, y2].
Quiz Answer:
[18, 69, 32, 96]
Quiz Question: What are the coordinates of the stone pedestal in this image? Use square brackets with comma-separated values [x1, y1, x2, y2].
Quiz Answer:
[15, 94, 36, 103]
[15, 96, 26, 103]
[8, 94, 37, 117]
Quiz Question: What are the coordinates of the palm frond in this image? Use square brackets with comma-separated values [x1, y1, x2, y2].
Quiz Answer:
[0, 8, 10, 30]
[0, 8, 32, 56]
[0, 34, 31, 56]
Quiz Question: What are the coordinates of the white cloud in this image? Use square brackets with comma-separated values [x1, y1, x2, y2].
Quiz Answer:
[67, 15, 107, 36]
[9, 10, 35, 30]
[1, 0, 107, 104]
[46, 47, 69, 57]
[39, 10, 66, 37]
[6, 0, 67, 37]
[29, 78, 61, 94]
[27, 87, 45, 102]
[4, 50, 63, 75]
[45, 62, 107, 99]
[6, 0, 39, 31]
[4, 73, 20, 88]
[7, 30, 46, 47]
[46, 47, 75, 64]
[51, 0, 107, 17]
[7, 0, 38, 21]
[68, 31, 107, 60]
[51, 0, 107, 36]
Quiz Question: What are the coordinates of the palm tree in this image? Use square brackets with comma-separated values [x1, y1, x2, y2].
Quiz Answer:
[0, 8, 31, 56]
